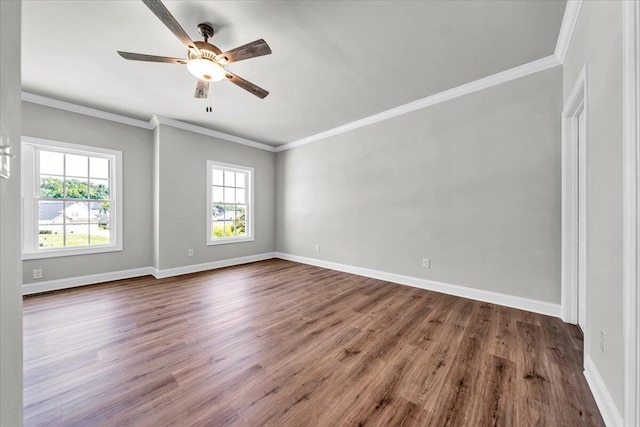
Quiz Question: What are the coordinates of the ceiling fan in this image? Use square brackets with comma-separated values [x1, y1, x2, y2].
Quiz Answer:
[117, 0, 272, 104]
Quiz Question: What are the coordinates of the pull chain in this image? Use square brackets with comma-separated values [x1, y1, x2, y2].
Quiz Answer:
[206, 89, 213, 113]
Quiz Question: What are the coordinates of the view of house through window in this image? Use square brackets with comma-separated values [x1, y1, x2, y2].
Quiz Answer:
[207, 161, 253, 244]
[38, 150, 112, 248]
[22, 138, 122, 258]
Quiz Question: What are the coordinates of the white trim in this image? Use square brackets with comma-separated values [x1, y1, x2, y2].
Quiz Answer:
[152, 252, 276, 279]
[584, 356, 624, 427]
[24, 251, 562, 317]
[20, 136, 124, 259]
[22, 267, 154, 295]
[23, 54, 563, 156]
[21, 92, 153, 129]
[554, 0, 584, 63]
[206, 160, 255, 246]
[623, 1, 640, 426]
[20, 92, 276, 152]
[561, 64, 588, 330]
[275, 55, 561, 152]
[22, 253, 278, 294]
[153, 116, 276, 152]
[274, 253, 561, 318]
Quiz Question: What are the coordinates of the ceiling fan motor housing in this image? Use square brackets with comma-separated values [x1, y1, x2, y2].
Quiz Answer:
[191, 41, 222, 60]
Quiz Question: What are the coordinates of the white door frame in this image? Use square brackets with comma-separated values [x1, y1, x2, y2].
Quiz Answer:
[561, 64, 588, 349]
[623, 1, 639, 426]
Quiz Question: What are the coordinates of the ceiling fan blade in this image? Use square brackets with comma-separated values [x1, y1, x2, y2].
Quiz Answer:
[141, 0, 201, 58]
[224, 71, 269, 99]
[216, 39, 272, 64]
[194, 80, 209, 98]
[117, 51, 187, 64]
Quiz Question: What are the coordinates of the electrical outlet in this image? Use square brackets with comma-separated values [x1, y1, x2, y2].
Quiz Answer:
[33, 269, 43, 279]
[600, 329, 606, 355]
[422, 258, 430, 269]
[188, 249, 194, 257]
[315, 244, 320, 252]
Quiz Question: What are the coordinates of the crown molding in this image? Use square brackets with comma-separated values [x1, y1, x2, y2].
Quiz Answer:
[555, 0, 584, 63]
[153, 116, 276, 152]
[21, 92, 276, 152]
[275, 55, 561, 152]
[22, 92, 153, 129]
[25, 5, 575, 157]
[149, 115, 160, 129]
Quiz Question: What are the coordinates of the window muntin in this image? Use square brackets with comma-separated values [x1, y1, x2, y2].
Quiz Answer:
[22, 138, 122, 259]
[207, 161, 253, 245]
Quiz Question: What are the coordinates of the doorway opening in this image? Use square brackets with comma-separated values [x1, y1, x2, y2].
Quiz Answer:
[561, 64, 588, 350]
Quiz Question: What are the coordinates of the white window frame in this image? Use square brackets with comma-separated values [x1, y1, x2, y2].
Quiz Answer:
[21, 136, 123, 259]
[206, 160, 254, 245]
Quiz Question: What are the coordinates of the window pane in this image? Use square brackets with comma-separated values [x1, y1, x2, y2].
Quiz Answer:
[212, 186, 224, 203]
[212, 204, 224, 219]
[65, 201, 90, 222]
[236, 172, 245, 188]
[40, 176, 64, 199]
[89, 157, 109, 179]
[39, 200, 64, 224]
[236, 188, 246, 204]
[89, 220, 110, 246]
[66, 224, 89, 247]
[40, 150, 64, 176]
[66, 154, 88, 177]
[224, 170, 235, 187]
[88, 202, 109, 222]
[235, 221, 247, 236]
[212, 168, 223, 186]
[224, 187, 235, 203]
[65, 178, 88, 199]
[90, 179, 109, 200]
[38, 201, 64, 249]
[224, 221, 234, 237]
[212, 220, 225, 238]
[38, 223, 64, 249]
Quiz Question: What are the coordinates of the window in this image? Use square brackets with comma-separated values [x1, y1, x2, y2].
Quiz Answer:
[22, 137, 122, 259]
[207, 160, 254, 245]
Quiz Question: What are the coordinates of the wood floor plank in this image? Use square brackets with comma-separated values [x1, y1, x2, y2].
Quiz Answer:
[23, 259, 605, 426]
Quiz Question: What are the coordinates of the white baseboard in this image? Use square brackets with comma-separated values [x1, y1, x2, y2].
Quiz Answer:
[22, 266, 155, 295]
[22, 253, 278, 295]
[274, 252, 561, 318]
[584, 356, 624, 427]
[151, 252, 277, 279]
[23, 252, 561, 319]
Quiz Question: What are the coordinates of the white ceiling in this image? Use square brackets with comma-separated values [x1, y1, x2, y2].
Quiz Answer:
[22, 0, 566, 146]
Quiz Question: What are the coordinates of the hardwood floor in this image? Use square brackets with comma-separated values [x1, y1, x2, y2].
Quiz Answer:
[23, 259, 604, 426]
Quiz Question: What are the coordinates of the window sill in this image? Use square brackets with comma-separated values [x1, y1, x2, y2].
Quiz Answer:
[207, 236, 255, 246]
[22, 244, 123, 260]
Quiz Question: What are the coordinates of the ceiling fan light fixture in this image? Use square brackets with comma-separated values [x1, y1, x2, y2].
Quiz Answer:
[186, 58, 225, 82]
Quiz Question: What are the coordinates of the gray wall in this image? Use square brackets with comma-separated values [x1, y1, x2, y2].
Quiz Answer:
[155, 125, 275, 270]
[276, 66, 563, 303]
[22, 103, 154, 284]
[563, 0, 624, 413]
[21, 107, 278, 282]
[0, 0, 23, 424]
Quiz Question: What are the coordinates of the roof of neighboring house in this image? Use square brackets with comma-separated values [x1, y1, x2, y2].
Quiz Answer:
[38, 201, 63, 221]
[39, 201, 108, 223]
